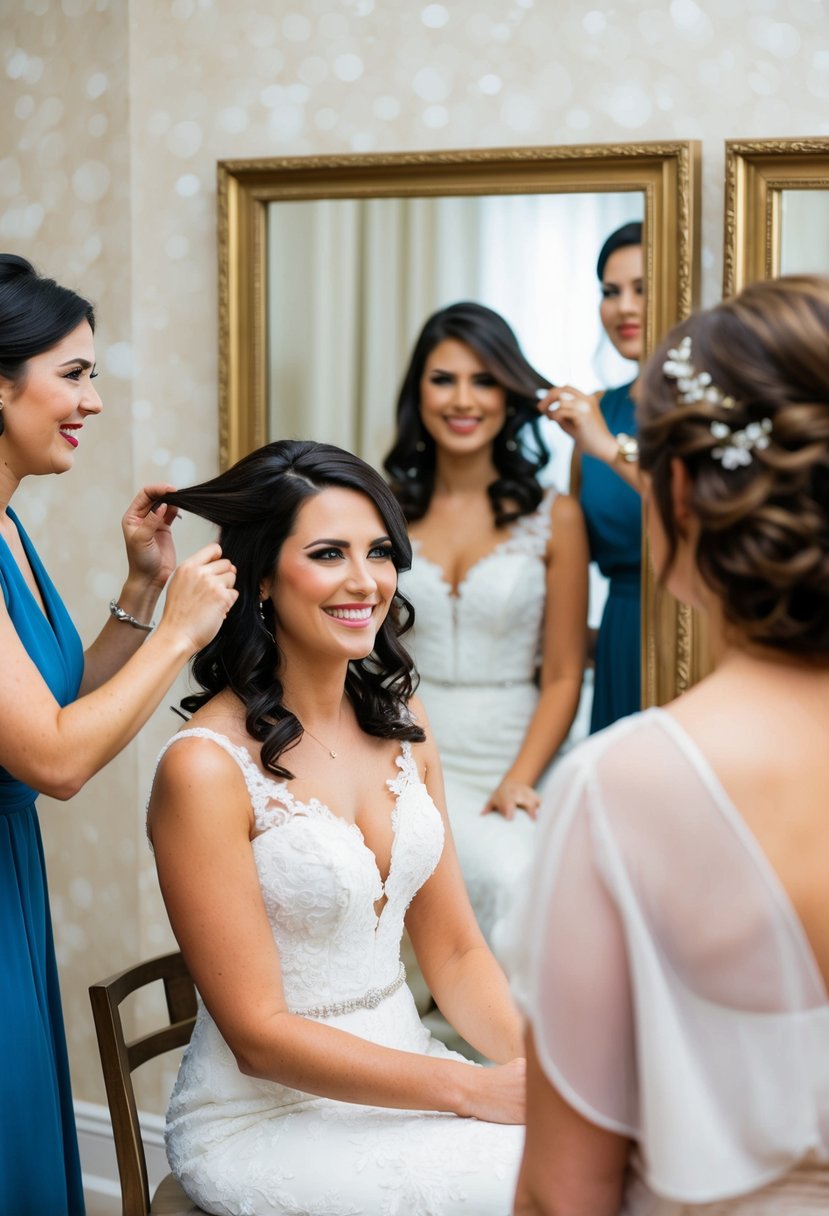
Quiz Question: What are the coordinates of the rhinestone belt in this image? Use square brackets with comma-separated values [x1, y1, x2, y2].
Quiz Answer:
[421, 675, 532, 689]
[293, 962, 406, 1019]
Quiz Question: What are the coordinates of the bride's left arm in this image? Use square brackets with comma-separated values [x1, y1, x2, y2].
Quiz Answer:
[483, 492, 589, 819]
[405, 699, 525, 1064]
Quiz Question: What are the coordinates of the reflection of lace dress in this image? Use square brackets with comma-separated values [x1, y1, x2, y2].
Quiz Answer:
[157, 728, 523, 1216]
[506, 709, 829, 1214]
[397, 491, 554, 941]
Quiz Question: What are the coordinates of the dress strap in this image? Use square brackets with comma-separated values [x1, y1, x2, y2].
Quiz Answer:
[156, 726, 256, 776]
[152, 727, 295, 832]
[386, 739, 419, 799]
[502, 484, 557, 556]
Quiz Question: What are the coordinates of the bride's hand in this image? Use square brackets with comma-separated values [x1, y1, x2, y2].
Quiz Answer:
[482, 779, 540, 820]
[462, 1057, 526, 1125]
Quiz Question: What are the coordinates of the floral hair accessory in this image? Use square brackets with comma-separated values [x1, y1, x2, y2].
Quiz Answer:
[662, 334, 737, 410]
[710, 418, 772, 470]
[663, 334, 773, 470]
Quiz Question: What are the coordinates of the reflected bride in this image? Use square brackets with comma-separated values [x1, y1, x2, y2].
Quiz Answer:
[385, 301, 589, 946]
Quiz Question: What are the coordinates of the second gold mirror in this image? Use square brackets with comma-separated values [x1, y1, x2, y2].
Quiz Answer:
[725, 137, 829, 294]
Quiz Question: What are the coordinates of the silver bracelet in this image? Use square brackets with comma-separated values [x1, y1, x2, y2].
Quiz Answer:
[109, 599, 155, 632]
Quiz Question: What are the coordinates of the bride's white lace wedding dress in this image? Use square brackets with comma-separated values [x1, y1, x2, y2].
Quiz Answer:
[155, 728, 523, 1216]
[397, 489, 557, 942]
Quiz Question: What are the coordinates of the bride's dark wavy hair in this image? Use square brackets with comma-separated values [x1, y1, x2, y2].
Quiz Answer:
[383, 301, 552, 526]
[161, 440, 425, 779]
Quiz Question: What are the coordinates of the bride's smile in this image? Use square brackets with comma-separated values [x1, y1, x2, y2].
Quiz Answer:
[419, 338, 507, 456]
[259, 485, 399, 663]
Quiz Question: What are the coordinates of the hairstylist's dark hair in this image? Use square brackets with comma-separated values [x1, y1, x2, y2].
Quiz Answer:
[636, 274, 829, 654]
[383, 301, 551, 526]
[162, 440, 425, 778]
[596, 221, 643, 282]
[0, 254, 95, 388]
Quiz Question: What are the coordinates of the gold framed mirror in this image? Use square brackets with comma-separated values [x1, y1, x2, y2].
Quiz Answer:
[217, 140, 701, 707]
[724, 137, 829, 295]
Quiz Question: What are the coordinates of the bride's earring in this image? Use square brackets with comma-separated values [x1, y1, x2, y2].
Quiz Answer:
[259, 598, 276, 643]
[0, 399, 4, 437]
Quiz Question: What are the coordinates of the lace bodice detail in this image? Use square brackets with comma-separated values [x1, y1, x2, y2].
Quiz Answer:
[399, 486, 555, 686]
[155, 728, 444, 1010]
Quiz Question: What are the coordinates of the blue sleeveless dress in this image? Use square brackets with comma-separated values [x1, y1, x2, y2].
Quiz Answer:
[0, 508, 85, 1215]
[579, 382, 641, 733]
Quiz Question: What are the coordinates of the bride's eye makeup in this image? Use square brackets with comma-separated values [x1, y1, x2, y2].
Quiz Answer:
[306, 539, 394, 563]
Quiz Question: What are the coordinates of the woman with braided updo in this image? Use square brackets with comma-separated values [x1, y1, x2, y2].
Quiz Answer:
[510, 275, 829, 1214]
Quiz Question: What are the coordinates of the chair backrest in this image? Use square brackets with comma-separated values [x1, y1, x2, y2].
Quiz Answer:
[89, 950, 197, 1216]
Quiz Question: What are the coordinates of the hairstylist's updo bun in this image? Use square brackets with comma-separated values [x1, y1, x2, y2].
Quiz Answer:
[0, 253, 95, 383]
[636, 274, 829, 653]
[596, 221, 642, 280]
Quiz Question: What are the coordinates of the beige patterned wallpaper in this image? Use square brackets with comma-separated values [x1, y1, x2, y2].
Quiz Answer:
[2, 0, 829, 1114]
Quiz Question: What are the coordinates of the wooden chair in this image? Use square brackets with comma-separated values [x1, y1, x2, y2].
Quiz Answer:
[89, 950, 207, 1215]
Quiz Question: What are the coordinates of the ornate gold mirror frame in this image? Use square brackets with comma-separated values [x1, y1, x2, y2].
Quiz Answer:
[217, 140, 701, 707]
[724, 137, 829, 294]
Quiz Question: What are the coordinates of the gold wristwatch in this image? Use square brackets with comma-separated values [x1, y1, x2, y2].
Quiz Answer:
[615, 432, 639, 464]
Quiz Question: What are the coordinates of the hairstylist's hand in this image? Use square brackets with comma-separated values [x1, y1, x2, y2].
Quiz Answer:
[483, 778, 541, 821]
[157, 544, 238, 654]
[538, 386, 616, 464]
[122, 484, 179, 590]
[462, 1057, 526, 1125]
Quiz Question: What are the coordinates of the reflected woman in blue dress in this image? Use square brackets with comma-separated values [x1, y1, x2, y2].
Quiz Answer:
[537, 222, 643, 733]
[0, 254, 237, 1215]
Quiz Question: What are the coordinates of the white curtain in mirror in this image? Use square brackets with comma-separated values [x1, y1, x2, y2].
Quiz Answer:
[474, 192, 642, 491]
[779, 190, 829, 275]
[268, 197, 484, 463]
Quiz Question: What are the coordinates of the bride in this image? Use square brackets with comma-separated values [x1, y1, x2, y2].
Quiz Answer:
[146, 440, 525, 1216]
[384, 302, 589, 942]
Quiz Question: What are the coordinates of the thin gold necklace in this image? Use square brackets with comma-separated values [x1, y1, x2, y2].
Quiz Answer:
[300, 712, 342, 760]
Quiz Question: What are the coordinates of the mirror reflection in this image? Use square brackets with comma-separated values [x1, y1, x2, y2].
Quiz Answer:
[546, 222, 644, 735]
[384, 299, 584, 947]
[267, 191, 643, 480]
[780, 190, 829, 274]
[268, 191, 644, 745]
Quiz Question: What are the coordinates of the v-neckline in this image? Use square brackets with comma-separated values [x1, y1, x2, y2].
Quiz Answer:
[0, 508, 54, 633]
[235, 732, 414, 926]
[410, 530, 518, 599]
